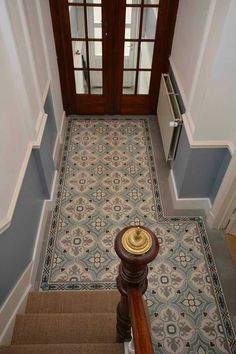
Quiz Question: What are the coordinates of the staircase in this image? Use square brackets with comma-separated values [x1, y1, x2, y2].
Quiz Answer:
[0, 290, 124, 354]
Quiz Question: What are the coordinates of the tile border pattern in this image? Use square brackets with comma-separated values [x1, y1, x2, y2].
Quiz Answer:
[40, 116, 236, 353]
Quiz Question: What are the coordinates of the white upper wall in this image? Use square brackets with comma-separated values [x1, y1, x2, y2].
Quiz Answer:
[0, 11, 29, 222]
[4, 1, 42, 140]
[170, 0, 235, 144]
[170, 0, 212, 106]
[23, 0, 48, 102]
[0, 0, 63, 231]
[38, 0, 64, 130]
[196, 0, 236, 142]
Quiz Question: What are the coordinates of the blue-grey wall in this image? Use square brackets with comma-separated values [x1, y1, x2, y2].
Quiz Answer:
[172, 126, 231, 204]
[0, 90, 58, 306]
[169, 65, 230, 204]
[0, 153, 44, 305]
[44, 89, 57, 154]
[34, 89, 57, 197]
[33, 124, 55, 198]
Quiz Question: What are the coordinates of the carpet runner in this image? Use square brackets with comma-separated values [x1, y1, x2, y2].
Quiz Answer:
[0, 291, 123, 354]
[40, 117, 236, 353]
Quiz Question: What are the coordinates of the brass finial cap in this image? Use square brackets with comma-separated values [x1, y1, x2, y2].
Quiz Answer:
[121, 226, 152, 255]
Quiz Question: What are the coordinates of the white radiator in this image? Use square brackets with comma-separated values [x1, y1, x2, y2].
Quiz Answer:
[157, 74, 182, 161]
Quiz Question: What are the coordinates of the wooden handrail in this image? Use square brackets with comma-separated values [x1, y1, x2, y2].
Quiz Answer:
[128, 286, 154, 354]
[115, 226, 159, 351]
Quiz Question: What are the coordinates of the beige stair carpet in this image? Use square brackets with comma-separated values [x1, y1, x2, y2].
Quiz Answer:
[26, 290, 120, 314]
[0, 344, 124, 354]
[0, 290, 124, 354]
[12, 313, 117, 345]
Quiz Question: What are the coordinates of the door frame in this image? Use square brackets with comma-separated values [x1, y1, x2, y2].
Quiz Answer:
[49, 0, 179, 115]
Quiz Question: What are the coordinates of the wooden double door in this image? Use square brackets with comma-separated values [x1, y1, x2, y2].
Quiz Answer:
[50, 0, 178, 114]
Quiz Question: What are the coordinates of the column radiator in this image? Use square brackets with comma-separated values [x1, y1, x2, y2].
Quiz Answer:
[157, 74, 182, 161]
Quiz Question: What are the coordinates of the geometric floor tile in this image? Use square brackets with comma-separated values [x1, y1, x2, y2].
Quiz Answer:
[40, 117, 236, 353]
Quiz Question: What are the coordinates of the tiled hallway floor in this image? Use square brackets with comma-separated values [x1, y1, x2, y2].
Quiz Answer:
[35, 117, 236, 352]
[148, 117, 236, 331]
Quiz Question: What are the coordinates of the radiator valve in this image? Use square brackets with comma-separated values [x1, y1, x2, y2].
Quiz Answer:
[169, 121, 179, 128]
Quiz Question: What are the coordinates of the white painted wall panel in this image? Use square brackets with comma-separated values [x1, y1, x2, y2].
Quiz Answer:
[194, 0, 236, 142]
[170, 0, 234, 144]
[190, 0, 230, 131]
[0, 7, 29, 221]
[23, 0, 48, 102]
[170, 0, 212, 106]
[5, 1, 42, 139]
[38, 0, 64, 129]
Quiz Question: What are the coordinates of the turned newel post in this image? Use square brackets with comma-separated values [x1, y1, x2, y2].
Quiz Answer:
[115, 226, 159, 342]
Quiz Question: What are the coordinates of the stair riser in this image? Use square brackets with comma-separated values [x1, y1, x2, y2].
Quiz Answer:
[12, 314, 117, 345]
[0, 343, 124, 354]
[26, 291, 120, 314]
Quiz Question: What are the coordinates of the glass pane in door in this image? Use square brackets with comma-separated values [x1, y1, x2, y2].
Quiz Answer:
[137, 71, 151, 94]
[87, 6, 102, 38]
[123, 42, 138, 68]
[88, 41, 103, 68]
[69, 0, 83, 3]
[86, 0, 102, 3]
[142, 7, 158, 39]
[123, 71, 136, 94]
[72, 41, 85, 68]
[139, 42, 154, 69]
[75, 70, 89, 94]
[69, 6, 85, 38]
[126, 0, 142, 4]
[125, 7, 141, 40]
[90, 71, 103, 94]
[144, 0, 159, 4]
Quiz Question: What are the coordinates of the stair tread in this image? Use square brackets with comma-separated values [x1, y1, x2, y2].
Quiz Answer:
[12, 313, 118, 345]
[26, 290, 120, 313]
[0, 343, 124, 354]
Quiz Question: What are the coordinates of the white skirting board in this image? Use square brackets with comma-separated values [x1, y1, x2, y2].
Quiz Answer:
[0, 111, 65, 345]
[0, 263, 33, 345]
[30, 170, 58, 286]
[168, 170, 212, 215]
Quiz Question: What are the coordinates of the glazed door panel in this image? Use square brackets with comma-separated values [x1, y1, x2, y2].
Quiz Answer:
[50, 0, 178, 114]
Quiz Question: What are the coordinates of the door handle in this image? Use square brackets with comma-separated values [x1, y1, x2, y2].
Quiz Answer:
[104, 20, 108, 37]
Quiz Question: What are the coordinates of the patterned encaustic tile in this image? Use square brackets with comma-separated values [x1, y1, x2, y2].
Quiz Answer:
[41, 117, 236, 353]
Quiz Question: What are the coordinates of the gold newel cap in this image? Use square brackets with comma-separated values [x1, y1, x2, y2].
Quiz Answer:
[121, 227, 152, 255]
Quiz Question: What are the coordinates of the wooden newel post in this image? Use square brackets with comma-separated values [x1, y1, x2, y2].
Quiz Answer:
[115, 226, 159, 342]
